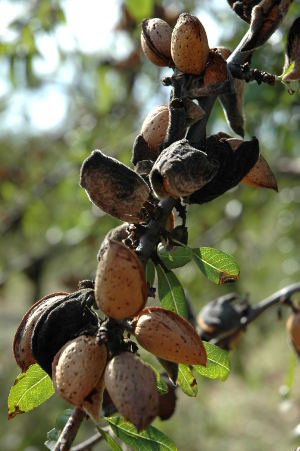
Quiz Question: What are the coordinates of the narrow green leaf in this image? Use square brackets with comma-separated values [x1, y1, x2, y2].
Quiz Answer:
[177, 365, 198, 397]
[8, 364, 54, 419]
[193, 342, 230, 381]
[146, 259, 155, 286]
[105, 416, 177, 451]
[156, 265, 188, 318]
[148, 364, 168, 394]
[285, 350, 298, 392]
[157, 244, 193, 269]
[193, 247, 240, 284]
[97, 426, 123, 451]
[126, 0, 155, 22]
[280, 60, 295, 78]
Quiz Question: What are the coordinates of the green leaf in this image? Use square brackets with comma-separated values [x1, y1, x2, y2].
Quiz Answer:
[156, 265, 188, 318]
[148, 365, 168, 394]
[177, 365, 198, 397]
[97, 426, 123, 451]
[193, 342, 230, 382]
[105, 416, 177, 451]
[126, 0, 155, 22]
[97, 66, 113, 114]
[280, 60, 295, 78]
[44, 428, 59, 450]
[8, 364, 55, 419]
[157, 244, 193, 269]
[193, 247, 240, 284]
[146, 259, 155, 286]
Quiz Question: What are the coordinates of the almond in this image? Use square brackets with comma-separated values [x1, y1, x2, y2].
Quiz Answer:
[13, 292, 68, 372]
[104, 352, 159, 431]
[141, 18, 173, 67]
[95, 240, 148, 320]
[171, 13, 209, 75]
[82, 376, 105, 423]
[286, 311, 300, 355]
[133, 306, 207, 365]
[203, 50, 228, 86]
[150, 139, 218, 198]
[80, 150, 150, 223]
[52, 335, 107, 409]
[241, 154, 278, 191]
[141, 105, 169, 152]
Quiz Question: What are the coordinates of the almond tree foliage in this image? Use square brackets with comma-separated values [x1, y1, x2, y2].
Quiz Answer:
[1, 1, 300, 450]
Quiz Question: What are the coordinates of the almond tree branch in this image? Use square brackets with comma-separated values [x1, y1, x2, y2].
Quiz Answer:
[212, 282, 300, 347]
[54, 408, 85, 451]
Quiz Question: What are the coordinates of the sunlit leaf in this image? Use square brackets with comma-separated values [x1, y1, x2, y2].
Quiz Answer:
[156, 265, 188, 318]
[280, 60, 295, 78]
[146, 259, 155, 286]
[177, 365, 198, 397]
[148, 364, 169, 394]
[97, 426, 123, 451]
[157, 244, 193, 269]
[106, 415, 177, 451]
[193, 247, 240, 284]
[126, 0, 155, 22]
[193, 342, 230, 381]
[8, 364, 54, 419]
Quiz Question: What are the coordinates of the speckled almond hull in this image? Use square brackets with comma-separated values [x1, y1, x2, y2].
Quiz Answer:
[133, 306, 207, 365]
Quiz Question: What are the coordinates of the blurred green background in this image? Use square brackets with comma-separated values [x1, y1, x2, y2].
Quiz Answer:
[1, 0, 300, 450]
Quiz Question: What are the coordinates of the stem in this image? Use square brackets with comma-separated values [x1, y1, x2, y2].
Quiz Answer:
[70, 432, 104, 451]
[213, 282, 300, 346]
[186, 96, 216, 146]
[135, 197, 177, 265]
[242, 282, 300, 326]
[54, 408, 85, 451]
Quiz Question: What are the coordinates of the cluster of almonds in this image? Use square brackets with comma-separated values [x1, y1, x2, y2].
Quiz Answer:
[12, 6, 297, 435]
[13, 238, 206, 430]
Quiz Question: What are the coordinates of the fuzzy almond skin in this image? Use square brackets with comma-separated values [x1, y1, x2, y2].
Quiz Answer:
[82, 375, 105, 423]
[141, 18, 173, 67]
[241, 154, 278, 191]
[13, 292, 68, 372]
[80, 150, 150, 223]
[203, 50, 228, 86]
[286, 312, 300, 355]
[52, 336, 107, 407]
[171, 13, 209, 75]
[133, 307, 207, 365]
[141, 105, 169, 151]
[95, 240, 148, 320]
[104, 352, 159, 431]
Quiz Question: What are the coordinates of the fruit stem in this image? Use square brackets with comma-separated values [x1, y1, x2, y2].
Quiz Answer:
[54, 407, 85, 451]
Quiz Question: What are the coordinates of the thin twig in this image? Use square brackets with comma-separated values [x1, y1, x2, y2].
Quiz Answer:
[230, 63, 276, 85]
[54, 408, 85, 451]
[135, 197, 177, 265]
[70, 432, 103, 451]
[242, 282, 300, 326]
